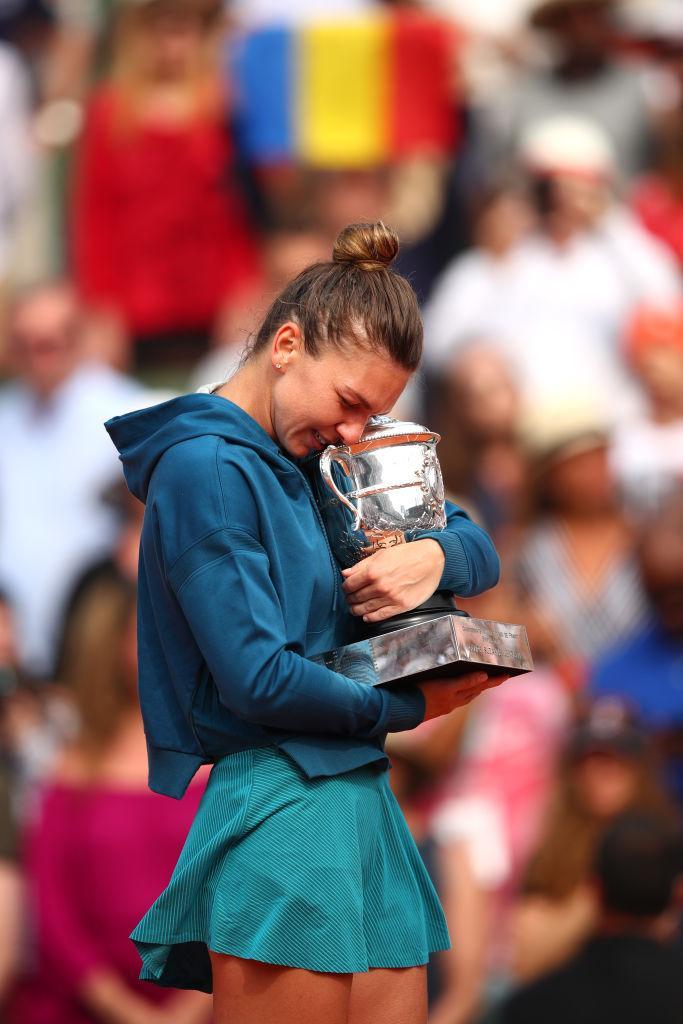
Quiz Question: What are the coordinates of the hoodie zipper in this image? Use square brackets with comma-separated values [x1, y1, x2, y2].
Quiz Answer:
[281, 453, 341, 614]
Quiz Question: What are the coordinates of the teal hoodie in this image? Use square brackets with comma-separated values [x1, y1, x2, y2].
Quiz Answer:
[106, 393, 500, 798]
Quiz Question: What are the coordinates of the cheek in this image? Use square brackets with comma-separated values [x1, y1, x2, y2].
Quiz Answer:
[287, 376, 333, 426]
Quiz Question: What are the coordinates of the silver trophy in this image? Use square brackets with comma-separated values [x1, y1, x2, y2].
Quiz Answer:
[311, 416, 533, 687]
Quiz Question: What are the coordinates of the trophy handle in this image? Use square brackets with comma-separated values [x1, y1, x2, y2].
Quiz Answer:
[319, 449, 361, 531]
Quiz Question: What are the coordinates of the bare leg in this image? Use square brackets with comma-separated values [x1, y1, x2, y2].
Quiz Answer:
[348, 965, 427, 1024]
[210, 951, 353, 1024]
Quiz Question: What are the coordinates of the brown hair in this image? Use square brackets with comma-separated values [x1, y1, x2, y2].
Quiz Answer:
[59, 576, 137, 768]
[109, 0, 223, 132]
[249, 221, 423, 371]
[524, 749, 672, 900]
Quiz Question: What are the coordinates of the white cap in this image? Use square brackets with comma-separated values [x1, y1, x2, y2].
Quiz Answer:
[519, 114, 616, 178]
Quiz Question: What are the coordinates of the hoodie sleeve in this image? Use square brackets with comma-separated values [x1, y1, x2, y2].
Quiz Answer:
[168, 526, 425, 737]
[417, 499, 500, 596]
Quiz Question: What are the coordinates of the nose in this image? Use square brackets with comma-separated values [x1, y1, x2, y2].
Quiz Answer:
[335, 415, 369, 446]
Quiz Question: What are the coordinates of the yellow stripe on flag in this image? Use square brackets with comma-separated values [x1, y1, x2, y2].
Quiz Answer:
[298, 17, 390, 168]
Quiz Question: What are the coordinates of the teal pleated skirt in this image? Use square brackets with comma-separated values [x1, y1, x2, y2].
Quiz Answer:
[131, 747, 450, 991]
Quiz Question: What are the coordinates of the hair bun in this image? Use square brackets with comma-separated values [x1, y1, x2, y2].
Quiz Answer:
[332, 221, 399, 272]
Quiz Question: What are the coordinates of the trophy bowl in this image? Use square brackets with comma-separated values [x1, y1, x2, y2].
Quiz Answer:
[318, 416, 446, 568]
[311, 416, 534, 687]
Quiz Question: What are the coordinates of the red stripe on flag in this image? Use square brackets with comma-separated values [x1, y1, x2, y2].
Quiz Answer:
[390, 11, 461, 158]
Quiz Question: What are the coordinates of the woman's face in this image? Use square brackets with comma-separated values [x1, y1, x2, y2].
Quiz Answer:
[270, 336, 411, 459]
[543, 444, 615, 515]
[446, 345, 519, 439]
[573, 751, 640, 820]
[137, 9, 207, 80]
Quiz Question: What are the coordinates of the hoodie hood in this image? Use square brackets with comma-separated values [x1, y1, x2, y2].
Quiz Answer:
[105, 393, 292, 503]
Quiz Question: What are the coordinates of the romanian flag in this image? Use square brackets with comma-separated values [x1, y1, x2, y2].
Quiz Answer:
[230, 11, 459, 167]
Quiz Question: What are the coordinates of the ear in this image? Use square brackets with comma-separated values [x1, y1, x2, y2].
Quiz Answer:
[271, 322, 303, 369]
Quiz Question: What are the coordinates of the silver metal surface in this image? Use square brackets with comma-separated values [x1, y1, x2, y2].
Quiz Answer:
[313, 414, 534, 684]
[318, 415, 446, 567]
[311, 615, 534, 686]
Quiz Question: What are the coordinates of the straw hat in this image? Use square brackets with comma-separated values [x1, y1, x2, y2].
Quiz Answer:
[519, 395, 610, 467]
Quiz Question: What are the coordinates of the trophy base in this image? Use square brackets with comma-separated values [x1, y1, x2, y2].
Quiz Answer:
[364, 590, 467, 637]
[311, 613, 534, 688]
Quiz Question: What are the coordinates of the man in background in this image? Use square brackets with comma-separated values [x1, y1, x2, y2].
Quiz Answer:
[0, 282, 145, 680]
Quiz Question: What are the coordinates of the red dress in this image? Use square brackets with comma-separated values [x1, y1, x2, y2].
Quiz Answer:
[72, 87, 261, 341]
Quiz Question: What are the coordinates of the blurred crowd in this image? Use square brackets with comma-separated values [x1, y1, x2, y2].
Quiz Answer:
[1, 0, 683, 1021]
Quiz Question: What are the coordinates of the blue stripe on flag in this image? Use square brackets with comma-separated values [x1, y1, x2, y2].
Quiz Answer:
[230, 27, 294, 163]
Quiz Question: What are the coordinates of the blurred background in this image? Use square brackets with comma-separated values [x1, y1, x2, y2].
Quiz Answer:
[1, 0, 683, 1021]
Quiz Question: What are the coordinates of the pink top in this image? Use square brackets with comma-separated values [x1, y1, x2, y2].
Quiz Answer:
[7, 779, 205, 1024]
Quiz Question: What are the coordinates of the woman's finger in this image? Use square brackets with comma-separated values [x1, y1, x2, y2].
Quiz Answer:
[348, 598, 388, 617]
[345, 583, 385, 605]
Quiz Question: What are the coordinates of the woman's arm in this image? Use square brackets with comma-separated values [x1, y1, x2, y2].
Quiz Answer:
[428, 841, 494, 1024]
[423, 498, 501, 595]
[170, 526, 426, 738]
[342, 499, 500, 623]
[510, 886, 597, 983]
[0, 859, 22, 1002]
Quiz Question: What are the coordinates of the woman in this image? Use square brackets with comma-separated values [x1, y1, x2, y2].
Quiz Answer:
[610, 305, 683, 521]
[6, 577, 210, 1024]
[72, 0, 261, 374]
[514, 400, 649, 674]
[510, 698, 672, 985]
[106, 221, 503, 1024]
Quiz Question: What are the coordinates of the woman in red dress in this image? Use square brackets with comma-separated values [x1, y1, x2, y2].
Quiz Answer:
[71, 0, 261, 374]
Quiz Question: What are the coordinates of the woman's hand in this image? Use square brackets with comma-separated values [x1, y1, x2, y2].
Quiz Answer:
[342, 538, 445, 622]
[418, 672, 510, 722]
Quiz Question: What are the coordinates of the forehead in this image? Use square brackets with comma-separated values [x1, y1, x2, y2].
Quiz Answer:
[312, 346, 410, 408]
[13, 290, 77, 333]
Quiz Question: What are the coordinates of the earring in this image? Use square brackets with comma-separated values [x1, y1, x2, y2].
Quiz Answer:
[275, 362, 282, 369]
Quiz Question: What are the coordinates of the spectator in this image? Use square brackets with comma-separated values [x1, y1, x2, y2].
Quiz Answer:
[188, 221, 329, 392]
[513, 397, 648, 669]
[0, 38, 33, 334]
[501, 811, 683, 1024]
[590, 497, 683, 804]
[430, 342, 529, 542]
[0, 592, 22, 1011]
[510, 699, 673, 983]
[630, 12, 683, 269]
[610, 306, 683, 520]
[0, 591, 74, 816]
[6, 576, 211, 1024]
[0, 0, 53, 69]
[0, 282, 145, 679]
[423, 116, 681, 421]
[0, 756, 21, 1013]
[425, 593, 571, 1024]
[71, 0, 262, 377]
[475, 0, 654, 181]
